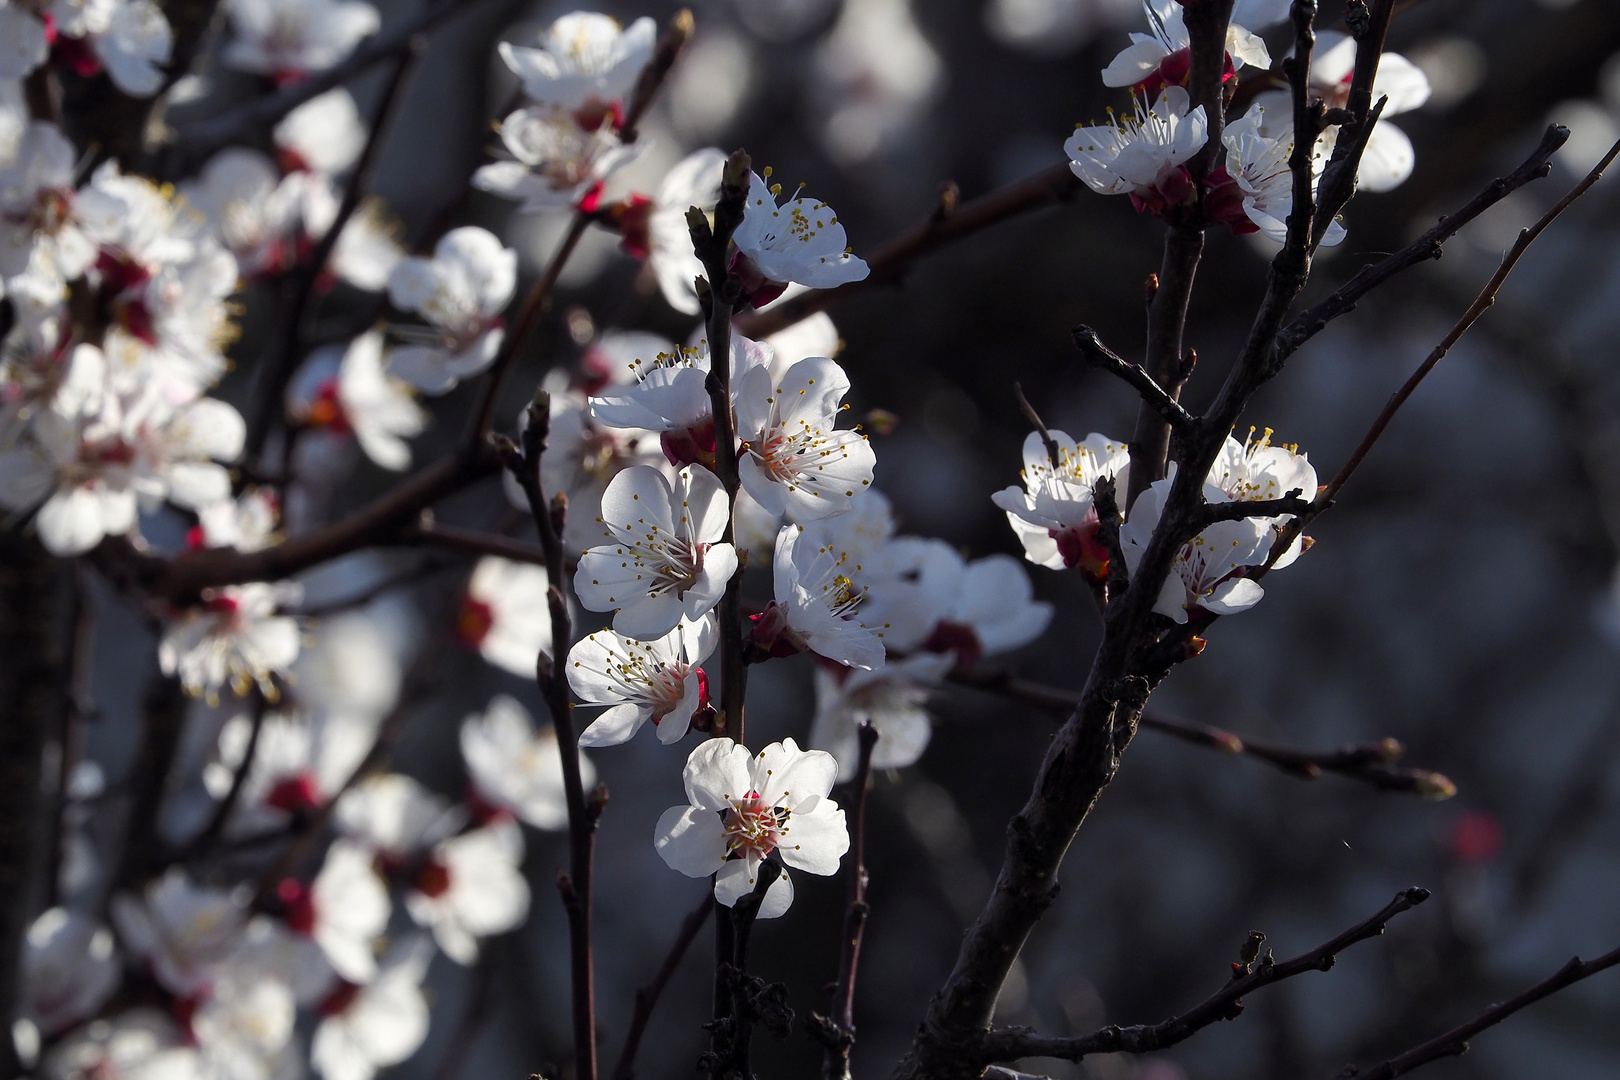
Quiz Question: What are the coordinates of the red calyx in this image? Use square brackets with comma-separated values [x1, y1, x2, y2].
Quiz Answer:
[571, 96, 625, 133]
[456, 595, 495, 648]
[265, 772, 323, 815]
[922, 620, 984, 670]
[610, 194, 655, 260]
[661, 418, 717, 469]
[1202, 167, 1259, 235]
[319, 981, 362, 1017]
[307, 377, 351, 435]
[1135, 46, 1236, 100]
[52, 33, 104, 78]
[747, 602, 804, 661]
[726, 250, 788, 310]
[276, 878, 318, 935]
[415, 857, 453, 899]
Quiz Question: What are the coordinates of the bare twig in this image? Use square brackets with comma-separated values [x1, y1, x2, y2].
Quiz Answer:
[398, 519, 549, 567]
[179, 695, 269, 860]
[610, 893, 715, 1080]
[946, 670, 1454, 797]
[1200, 493, 1311, 525]
[978, 888, 1430, 1066]
[1272, 134, 1620, 563]
[503, 394, 603, 1080]
[1012, 383, 1062, 468]
[1343, 943, 1620, 1079]
[811, 722, 879, 1080]
[1071, 326, 1196, 436]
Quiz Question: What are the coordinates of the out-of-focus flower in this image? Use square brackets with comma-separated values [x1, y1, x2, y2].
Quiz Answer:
[292, 332, 426, 472]
[654, 737, 848, 918]
[385, 227, 515, 394]
[498, 12, 655, 117]
[1066, 86, 1207, 215]
[21, 908, 120, 1035]
[202, 710, 374, 832]
[190, 967, 298, 1080]
[1122, 478, 1272, 623]
[1101, 0, 1277, 94]
[0, 6, 50, 82]
[731, 170, 868, 306]
[41, 1010, 203, 1080]
[275, 839, 389, 984]
[158, 581, 302, 702]
[458, 556, 554, 677]
[191, 489, 279, 552]
[0, 122, 97, 284]
[574, 464, 738, 639]
[472, 107, 645, 213]
[334, 773, 461, 859]
[568, 615, 718, 746]
[639, 147, 725, 315]
[993, 430, 1130, 576]
[223, 0, 380, 80]
[460, 694, 592, 830]
[810, 0, 942, 165]
[733, 355, 874, 520]
[109, 869, 247, 996]
[273, 88, 366, 175]
[811, 651, 954, 780]
[896, 546, 1055, 667]
[404, 817, 529, 965]
[310, 936, 433, 1080]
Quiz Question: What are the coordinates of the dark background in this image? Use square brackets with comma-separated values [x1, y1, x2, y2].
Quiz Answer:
[90, 0, 1620, 1076]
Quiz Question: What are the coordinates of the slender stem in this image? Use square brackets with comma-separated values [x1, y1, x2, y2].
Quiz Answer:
[245, 37, 426, 464]
[1071, 326, 1196, 435]
[820, 723, 879, 1080]
[610, 894, 715, 1080]
[976, 889, 1430, 1066]
[1347, 943, 1620, 1079]
[180, 695, 269, 859]
[1124, 226, 1202, 509]
[505, 398, 602, 1080]
[398, 520, 549, 567]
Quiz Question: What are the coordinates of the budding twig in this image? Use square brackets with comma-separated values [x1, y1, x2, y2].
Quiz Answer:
[975, 889, 1430, 1066]
[812, 722, 879, 1080]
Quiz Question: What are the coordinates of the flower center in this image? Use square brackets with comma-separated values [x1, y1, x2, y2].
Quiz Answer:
[723, 793, 788, 860]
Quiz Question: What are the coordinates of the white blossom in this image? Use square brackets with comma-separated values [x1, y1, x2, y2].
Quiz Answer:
[193, 489, 279, 551]
[404, 817, 529, 965]
[0, 122, 97, 283]
[223, 0, 380, 78]
[1206, 427, 1317, 569]
[333, 773, 461, 859]
[642, 146, 725, 314]
[1122, 478, 1273, 624]
[1065, 87, 1207, 207]
[993, 429, 1130, 575]
[310, 937, 433, 1080]
[731, 170, 868, 304]
[201, 710, 373, 833]
[0, 6, 49, 82]
[574, 464, 738, 639]
[276, 839, 390, 985]
[21, 908, 120, 1036]
[497, 12, 656, 115]
[41, 1010, 203, 1080]
[273, 88, 366, 175]
[385, 227, 515, 394]
[190, 967, 298, 1080]
[158, 581, 302, 702]
[1219, 103, 1344, 246]
[568, 614, 718, 746]
[290, 331, 426, 472]
[472, 107, 645, 212]
[751, 521, 886, 671]
[456, 556, 553, 676]
[1101, 0, 1276, 90]
[654, 737, 848, 919]
[733, 355, 874, 519]
[459, 694, 592, 831]
[810, 651, 955, 780]
[109, 869, 247, 996]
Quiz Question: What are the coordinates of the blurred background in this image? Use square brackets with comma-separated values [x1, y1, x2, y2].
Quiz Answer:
[81, 0, 1620, 1076]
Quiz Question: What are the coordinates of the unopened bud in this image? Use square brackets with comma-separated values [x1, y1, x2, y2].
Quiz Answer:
[861, 408, 899, 436]
[1416, 772, 1458, 800]
[1145, 272, 1160, 305]
[1215, 731, 1244, 754]
[1377, 737, 1404, 762]
[1180, 635, 1207, 660]
[588, 782, 610, 819]
[722, 149, 753, 191]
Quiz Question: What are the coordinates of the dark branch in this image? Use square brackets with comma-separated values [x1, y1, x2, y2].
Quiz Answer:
[978, 888, 1430, 1065]
[1344, 943, 1620, 1079]
[1092, 478, 1130, 606]
[1071, 326, 1196, 435]
[1274, 124, 1569, 363]
[1012, 383, 1062, 469]
[1199, 493, 1311, 525]
[610, 894, 715, 1080]
[399, 519, 549, 567]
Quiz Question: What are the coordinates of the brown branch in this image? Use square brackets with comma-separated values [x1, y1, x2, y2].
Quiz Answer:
[172, 0, 485, 158]
[810, 722, 879, 1080]
[977, 888, 1430, 1066]
[1012, 383, 1061, 469]
[502, 394, 602, 1080]
[1311, 0, 1395, 243]
[1199, 493, 1311, 525]
[1271, 133, 1620, 563]
[398, 519, 549, 567]
[292, 555, 458, 619]
[947, 670, 1454, 797]
[1125, 225, 1203, 509]
[610, 893, 715, 1080]
[1343, 943, 1620, 1079]
[734, 164, 1081, 340]
[1071, 326, 1196, 436]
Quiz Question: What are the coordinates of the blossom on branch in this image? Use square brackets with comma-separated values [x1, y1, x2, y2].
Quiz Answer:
[731, 169, 869, 306]
[1206, 427, 1317, 568]
[403, 817, 529, 965]
[654, 737, 848, 919]
[159, 581, 303, 701]
[750, 519, 887, 671]
[567, 614, 718, 746]
[1123, 479, 1271, 623]
[310, 937, 433, 1080]
[1101, 0, 1277, 97]
[993, 429, 1130, 577]
[733, 355, 874, 519]
[1214, 103, 1345, 245]
[1065, 87, 1207, 215]
[811, 651, 955, 780]
[223, 0, 380, 81]
[497, 11, 655, 118]
[574, 463, 738, 638]
[472, 106, 645, 213]
[458, 556, 554, 677]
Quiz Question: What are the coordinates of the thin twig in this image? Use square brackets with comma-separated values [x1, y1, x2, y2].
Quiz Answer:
[398, 520, 549, 567]
[179, 695, 269, 860]
[811, 722, 879, 1080]
[503, 395, 603, 1080]
[1343, 943, 1620, 1079]
[1272, 134, 1620, 563]
[1071, 326, 1196, 435]
[610, 893, 715, 1080]
[946, 670, 1455, 797]
[977, 888, 1430, 1065]
[1200, 493, 1311, 525]
[1012, 383, 1062, 468]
